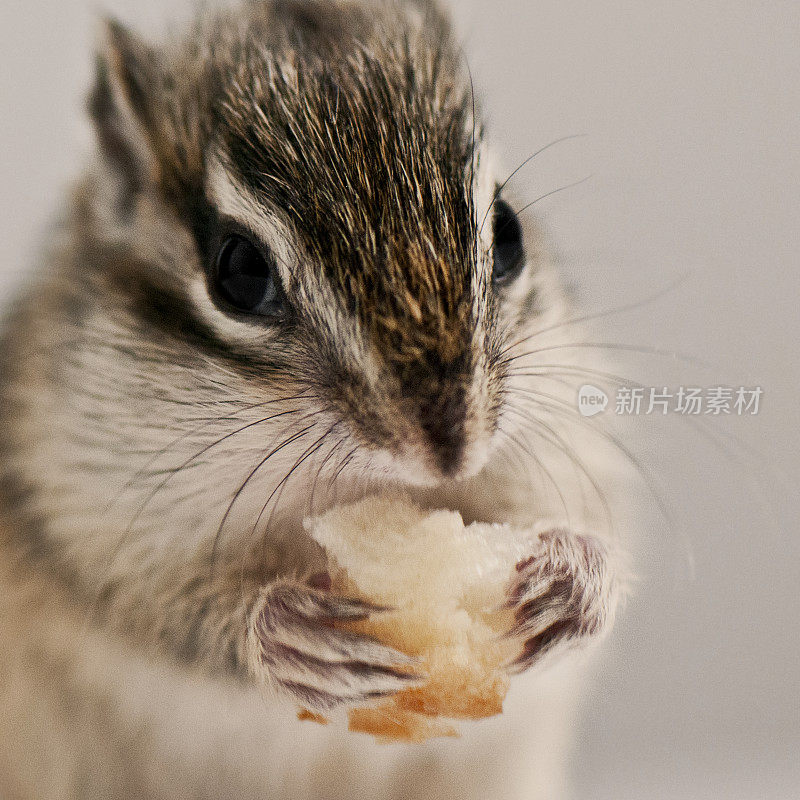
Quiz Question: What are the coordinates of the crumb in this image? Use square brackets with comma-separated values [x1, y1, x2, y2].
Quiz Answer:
[297, 709, 329, 725]
[348, 705, 458, 744]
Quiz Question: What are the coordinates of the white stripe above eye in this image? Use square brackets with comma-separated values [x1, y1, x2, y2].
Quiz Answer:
[203, 154, 387, 390]
[206, 152, 300, 286]
[174, 154, 300, 344]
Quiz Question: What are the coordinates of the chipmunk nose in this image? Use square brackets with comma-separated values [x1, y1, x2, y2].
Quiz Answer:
[417, 386, 467, 478]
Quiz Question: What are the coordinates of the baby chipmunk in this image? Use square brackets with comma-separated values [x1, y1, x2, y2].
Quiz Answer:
[0, 1, 629, 798]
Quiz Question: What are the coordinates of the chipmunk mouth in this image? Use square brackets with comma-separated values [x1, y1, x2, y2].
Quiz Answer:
[342, 373, 499, 488]
[360, 425, 494, 489]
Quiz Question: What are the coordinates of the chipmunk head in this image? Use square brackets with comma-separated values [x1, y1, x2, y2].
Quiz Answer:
[83, 0, 541, 494]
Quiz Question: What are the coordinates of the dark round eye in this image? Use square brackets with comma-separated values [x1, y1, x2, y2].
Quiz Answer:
[215, 235, 283, 316]
[492, 198, 526, 285]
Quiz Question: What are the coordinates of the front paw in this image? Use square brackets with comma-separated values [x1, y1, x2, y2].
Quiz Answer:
[247, 579, 421, 712]
[506, 529, 617, 673]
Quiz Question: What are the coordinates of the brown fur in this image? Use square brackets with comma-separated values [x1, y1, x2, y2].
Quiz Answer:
[0, 2, 628, 797]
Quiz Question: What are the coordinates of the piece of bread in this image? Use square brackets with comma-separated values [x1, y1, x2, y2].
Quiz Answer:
[303, 494, 532, 743]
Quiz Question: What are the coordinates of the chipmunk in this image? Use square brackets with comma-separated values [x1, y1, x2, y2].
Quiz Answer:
[0, 1, 628, 798]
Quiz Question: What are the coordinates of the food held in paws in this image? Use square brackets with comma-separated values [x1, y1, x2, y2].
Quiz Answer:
[304, 494, 534, 742]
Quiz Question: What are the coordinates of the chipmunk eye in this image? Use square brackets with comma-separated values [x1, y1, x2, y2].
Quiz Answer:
[492, 199, 526, 285]
[215, 235, 283, 316]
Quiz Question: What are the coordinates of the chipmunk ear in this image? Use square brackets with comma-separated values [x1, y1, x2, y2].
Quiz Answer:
[89, 18, 162, 204]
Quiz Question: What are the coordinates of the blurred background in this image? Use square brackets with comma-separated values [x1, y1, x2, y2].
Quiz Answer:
[1, 1, 797, 798]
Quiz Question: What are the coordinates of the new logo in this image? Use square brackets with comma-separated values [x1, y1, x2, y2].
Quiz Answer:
[577, 385, 609, 417]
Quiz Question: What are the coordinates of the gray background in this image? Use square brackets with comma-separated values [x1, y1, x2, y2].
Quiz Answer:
[1, 1, 797, 798]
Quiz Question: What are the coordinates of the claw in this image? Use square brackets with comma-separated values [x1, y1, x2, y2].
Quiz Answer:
[265, 583, 391, 624]
[501, 529, 616, 674]
[251, 580, 421, 712]
[263, 642, 422, 690]
[260, 614, 420, 669]
[276, 679, 420, 713]
[507, 619, 578, 674]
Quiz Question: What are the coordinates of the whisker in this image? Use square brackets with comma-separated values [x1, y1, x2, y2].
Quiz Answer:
[515, 364, 787, 533]
[503, 402, 614, 534]
[489, 176, 592, 251]
[495, 421, 574, 527]
[252, 424, 338, 548]
[502, 342, 709, 371]
[308, 430, 352, 514]
[493, 428, 539, 500]
[107, 391, 312, 509]
[123, 407, 305, 538]
[503, 403, 589, 515]
[329, 445, 359, 499]
[247, 427, 337, 592]
[82, 406, 309, 632]
[479, 134, 587, 234]
[499, 272, 695, 358]
[209, 423, 316, 564]
[510, 385, 678, 539]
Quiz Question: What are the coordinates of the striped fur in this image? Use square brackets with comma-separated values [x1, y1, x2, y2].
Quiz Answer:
[0, 2, 631, 798]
